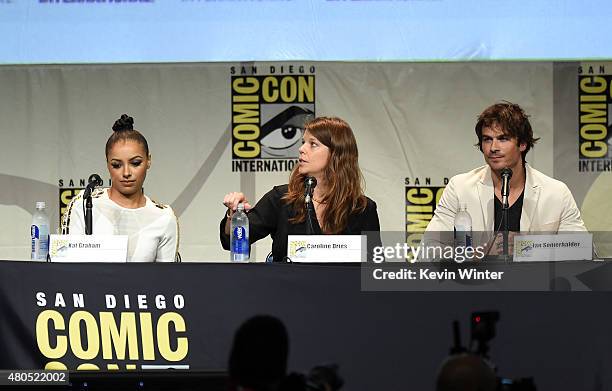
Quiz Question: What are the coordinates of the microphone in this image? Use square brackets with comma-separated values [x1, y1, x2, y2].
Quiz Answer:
[83, 174, 103, 235]
[83, 174, 103, 199]
[500, 168, 512, 209]
[304, 176, 317, 204]
[304, 177, 317, 235]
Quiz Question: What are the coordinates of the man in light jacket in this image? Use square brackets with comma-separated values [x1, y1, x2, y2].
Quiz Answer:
[426, 101, 586, 238]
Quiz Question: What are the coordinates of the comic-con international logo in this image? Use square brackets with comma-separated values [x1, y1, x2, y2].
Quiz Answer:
[578, 64, 612, 172]
[230, 65, 316, 172]
[288, 240, 307, 259]
[515, 239, 534, 258]
[405, 177, 447, 254]
[35, 291, 188, 370]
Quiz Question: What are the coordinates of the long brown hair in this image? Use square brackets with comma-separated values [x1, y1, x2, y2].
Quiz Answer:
[283, 117, 367, 234]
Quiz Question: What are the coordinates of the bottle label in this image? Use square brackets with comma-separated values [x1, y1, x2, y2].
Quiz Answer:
[39, 233, 49, 253]
[466, 234, 473, 247]
[31, 225, 39, 240]
[31, 224, 49, 260]
[454, 227, 472, 247]
[232, 226, 249, 255]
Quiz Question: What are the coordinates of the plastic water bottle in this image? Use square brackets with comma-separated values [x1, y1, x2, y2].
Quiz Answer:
[230, 203, 249, 262]
[31, 201, 50, 261]
[454, 203, 473, 248]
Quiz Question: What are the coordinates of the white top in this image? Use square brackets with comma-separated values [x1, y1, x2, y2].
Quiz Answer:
[61, 188, 179, 262]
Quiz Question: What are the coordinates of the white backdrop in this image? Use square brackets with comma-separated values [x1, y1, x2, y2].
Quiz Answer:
[0, 61, 609, 261]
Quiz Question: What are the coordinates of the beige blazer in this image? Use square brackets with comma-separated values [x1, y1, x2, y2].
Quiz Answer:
[426, 164, 586, 233]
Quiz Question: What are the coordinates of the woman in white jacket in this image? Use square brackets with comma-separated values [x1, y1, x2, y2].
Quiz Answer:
[61, 114, 179, 262]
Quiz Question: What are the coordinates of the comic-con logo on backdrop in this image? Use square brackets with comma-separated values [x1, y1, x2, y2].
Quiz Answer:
[405, 177, 448, 259]
[230, 64, 316, 172]
[578, 64, 612, 173]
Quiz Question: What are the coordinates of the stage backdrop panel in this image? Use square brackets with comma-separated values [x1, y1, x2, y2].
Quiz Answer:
[0, 61, 610, 261]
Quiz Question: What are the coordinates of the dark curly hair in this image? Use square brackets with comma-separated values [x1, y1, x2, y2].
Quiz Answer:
[474, 101, 540, 162]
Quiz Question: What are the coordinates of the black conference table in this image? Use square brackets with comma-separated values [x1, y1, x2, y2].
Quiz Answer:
[1, 260, 611, 391]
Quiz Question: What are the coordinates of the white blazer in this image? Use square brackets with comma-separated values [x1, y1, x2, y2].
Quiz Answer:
[426, 164, 586, 233]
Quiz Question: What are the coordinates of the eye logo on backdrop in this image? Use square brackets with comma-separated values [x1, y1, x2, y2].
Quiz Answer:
[578, 64, 612, 173]
[230, 64, 316, 172]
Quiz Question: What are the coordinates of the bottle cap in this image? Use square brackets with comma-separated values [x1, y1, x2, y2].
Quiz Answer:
[237, 203, 244, 211]
[460, 203, 468, 211]
[36, 201, 46, 209]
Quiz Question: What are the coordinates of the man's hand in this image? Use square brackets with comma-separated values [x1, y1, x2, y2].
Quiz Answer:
[487, 231, 518, 256]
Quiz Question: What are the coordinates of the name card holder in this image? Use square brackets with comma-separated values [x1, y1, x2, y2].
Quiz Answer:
[49, 234, 128, 263]
[287, 235, 364, 263]
[513, 233, 593, 262]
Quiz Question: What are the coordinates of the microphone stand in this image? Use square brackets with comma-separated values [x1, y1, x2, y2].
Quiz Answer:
[305, 193, 315, 235]
[486, 169, 512, 262]
[85, 195, 93, 235]
[83, 174, 102, 236]
[501, 203, 509, 259]
[304, 176, 317, 235]
[500, 168, 512, 261]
